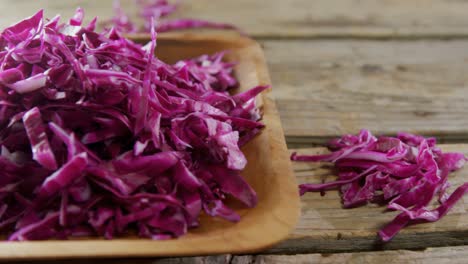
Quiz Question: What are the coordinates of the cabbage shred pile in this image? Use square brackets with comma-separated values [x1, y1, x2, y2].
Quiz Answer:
[292, 130, 468, 241]
[0, 9, 266, 240]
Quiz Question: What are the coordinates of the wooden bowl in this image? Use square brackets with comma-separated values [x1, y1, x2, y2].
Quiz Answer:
[0, 33, 300, 260]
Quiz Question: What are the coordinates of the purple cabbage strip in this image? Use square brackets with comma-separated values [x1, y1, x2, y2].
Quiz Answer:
[0, 9, 265, 240]
[156, 19, 237, 33]
[107, 0, 239, 34]
[23, 107, 58, 170]
[292, 129, 467, 241]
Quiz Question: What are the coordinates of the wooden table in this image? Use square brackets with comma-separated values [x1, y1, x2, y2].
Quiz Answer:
[2, 1, 468, 263]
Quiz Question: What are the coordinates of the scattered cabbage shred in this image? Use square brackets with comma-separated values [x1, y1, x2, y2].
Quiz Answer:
[108, 0, 238, 34]
[0, 9, 266, 240]
[292, 130, 468, 241]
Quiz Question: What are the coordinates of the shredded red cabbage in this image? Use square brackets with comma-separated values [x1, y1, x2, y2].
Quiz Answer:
[0, 9, 266, 240]
[292, 130, 467, 242]
[107, 0, 239, 33]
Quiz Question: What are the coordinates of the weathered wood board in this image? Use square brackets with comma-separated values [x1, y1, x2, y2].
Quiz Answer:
[3, 0, 468, 38]
[233, 247, 468, 264]
[261, 40, 468, 145]
[15, 246, 468, 264]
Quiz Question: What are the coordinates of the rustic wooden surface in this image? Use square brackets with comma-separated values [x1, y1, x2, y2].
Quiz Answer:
[262, 40, 468, 146]
[5, 0, 468, 38]
[17, 245, 468, 264]
[1, 0, 468, 262]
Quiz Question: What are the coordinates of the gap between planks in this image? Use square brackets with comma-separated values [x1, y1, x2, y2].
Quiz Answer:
[286, 134, 468, 149]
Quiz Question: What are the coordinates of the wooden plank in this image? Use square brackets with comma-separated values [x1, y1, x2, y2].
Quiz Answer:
[234, 246, 468, 264]
[261, 39, 468, 144]
[15, 246, 468, 263]
[268, 144, 468, 253]
[3, 0, 468, 38]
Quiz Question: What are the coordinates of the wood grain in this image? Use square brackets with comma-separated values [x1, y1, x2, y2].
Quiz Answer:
[261, 39, 468, 145]
[266, 144, 468, 254]
[236, 247, 468, 264]
[3, 0, 468, 38]
[15, 246, 468, 264]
